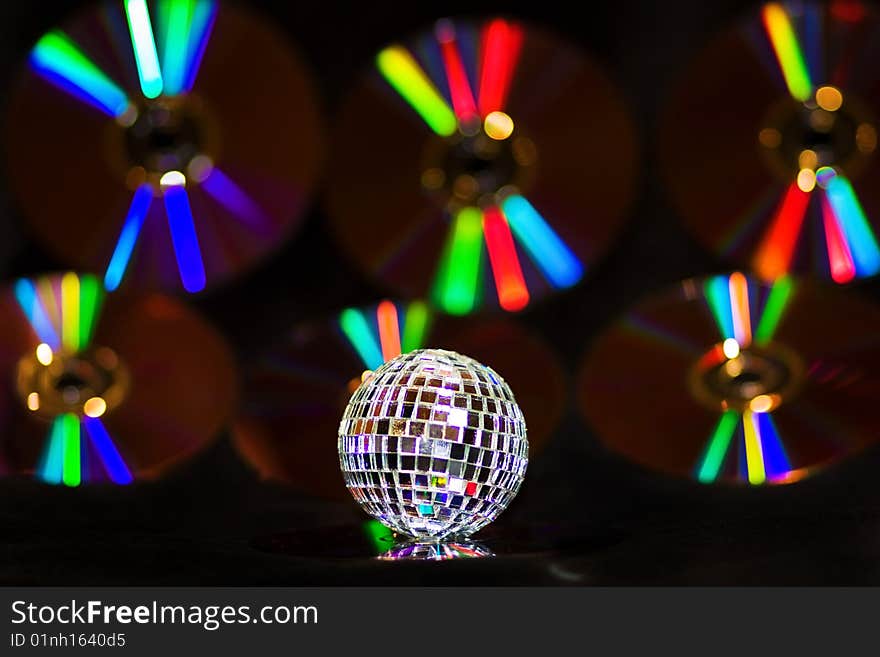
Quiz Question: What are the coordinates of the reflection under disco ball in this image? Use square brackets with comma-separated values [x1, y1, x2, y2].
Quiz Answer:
[5, 0, 323, 294]
[232, 299, 563, 500]
[327, 16, 636, 315]
[338, 349, 528, 540]
[379, 540, 493, 561]
[0, 272, 237, 485]
[578, 272, 880, 485]
[660, 0, 880, 284]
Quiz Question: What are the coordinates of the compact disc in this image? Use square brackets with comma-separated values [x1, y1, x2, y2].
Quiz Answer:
[233, 299, 565, 499]
[0, 272, 237, 485]
[327, 16, 636, 314]
[5, 0, 323, 294]
[660, 0, 880, 284]
[578, 272, 880, 484]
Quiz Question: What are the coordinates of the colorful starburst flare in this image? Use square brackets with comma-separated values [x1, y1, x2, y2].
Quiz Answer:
[694, 273, 797, 484]
[27, 0, 237, 294]
[660, 1, 880, 287]
[14, 273, 137, 487]
[372, 18, 587, 313]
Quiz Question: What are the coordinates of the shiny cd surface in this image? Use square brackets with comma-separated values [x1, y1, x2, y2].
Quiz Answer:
[0, 272, 237, 485]
[578, 272, 880, 484]
[327, 17, 636, 315]
[233, 300, 565, 499]
[5, 0, 323, 294]
[660, 0, 880, 284]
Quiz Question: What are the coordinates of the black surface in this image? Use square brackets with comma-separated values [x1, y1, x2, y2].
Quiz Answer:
[3, 0, 880, 585]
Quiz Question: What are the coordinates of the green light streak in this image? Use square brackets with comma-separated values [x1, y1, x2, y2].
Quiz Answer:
[61, 413, 81, 487]
[435, 207, 484, 316]
[78, 275, 103, 350]
[160, 0, 194, 95]
[697, 411, 740, 484]
[401, 301, 430, 353]
[377, 45, 457, 137]
[754, 276, 794, 345]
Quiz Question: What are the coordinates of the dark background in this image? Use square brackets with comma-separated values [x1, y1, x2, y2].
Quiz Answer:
[3, 0, 880, 585]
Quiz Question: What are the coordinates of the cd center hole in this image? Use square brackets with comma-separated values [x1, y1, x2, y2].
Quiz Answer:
[125, 103, 205, 175]
[732, 370, 762, 385]
[55, 372, 87, 391]
[761, 95, 877, 178]
[443, 134, 518, 201]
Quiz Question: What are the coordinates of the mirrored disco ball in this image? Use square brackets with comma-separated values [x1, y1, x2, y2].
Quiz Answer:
[338, 349, 528, 541]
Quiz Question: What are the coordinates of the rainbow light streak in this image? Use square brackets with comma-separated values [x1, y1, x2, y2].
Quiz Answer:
[450, 544, 484, 558]
[30, 31, 130, 117]
[753, 183, 810, 281]
[478, 19, 523, 117]
[38, 417, 66, 485]
[377, 46, 457, 137]
[160, 0, 194, 95]
[377, 300, 403, 361]
[401, 301, 429, 354]
[756, 412, 791, 480]
[340, 308, 384, 371]
[163, 183, 207, 293]
[363, 519, 394, 554]
[77, 275, 102, 350]
[61, 413, 81, 487]
[482, 206, 529, 311]
[754, 276, 794, 344]
[762, 3, 812, 102]
[742, 410, 767, 485]
[34, 276, 64, 349]
[125, 0, 164, 98]
[437, 22, 478, 121]
[704, 275, 736, 341]
[821, 196, 857, 283]
[436, 207, 484, 315]
[501, 195, 583, 288]
[14, 279, 60, 349]
[83, 416, 133, 484]
[201, 168, 265, 226]
[728, 272, 752, 347]
[61, 272, 81, 353]
[697, 410, 740, 483]
[38, 278, 61, 333]
[824, 176, 880, 277]
[105, 184, 153, 292]
[182, 0, 217, 92]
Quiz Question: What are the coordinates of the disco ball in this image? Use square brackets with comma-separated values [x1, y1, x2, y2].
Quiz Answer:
[338, 349, 528, 540]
